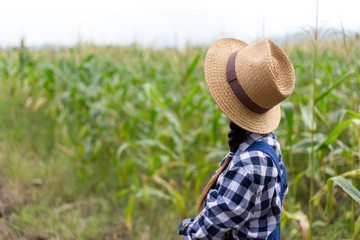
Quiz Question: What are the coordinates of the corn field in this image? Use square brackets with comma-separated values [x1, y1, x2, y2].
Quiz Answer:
[0, 31, 360, 239]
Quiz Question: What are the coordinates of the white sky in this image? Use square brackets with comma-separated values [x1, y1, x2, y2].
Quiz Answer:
[0, 0, 359, 48]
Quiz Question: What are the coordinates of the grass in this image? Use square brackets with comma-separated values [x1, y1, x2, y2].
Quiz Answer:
[0, 95, 127, 239]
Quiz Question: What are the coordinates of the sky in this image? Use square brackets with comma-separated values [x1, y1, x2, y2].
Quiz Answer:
[0, 0, 359, 48]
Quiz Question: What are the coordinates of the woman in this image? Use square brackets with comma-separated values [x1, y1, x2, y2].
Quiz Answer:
[177, 38, 295, 239]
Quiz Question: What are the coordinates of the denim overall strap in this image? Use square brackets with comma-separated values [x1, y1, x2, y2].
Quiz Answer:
[247, 141, 287, 240]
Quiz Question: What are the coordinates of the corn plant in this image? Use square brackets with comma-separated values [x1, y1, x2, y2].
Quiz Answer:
[1, 34, 360, 239]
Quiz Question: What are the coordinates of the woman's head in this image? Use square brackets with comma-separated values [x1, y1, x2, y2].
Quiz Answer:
[204, 38, 295, 134]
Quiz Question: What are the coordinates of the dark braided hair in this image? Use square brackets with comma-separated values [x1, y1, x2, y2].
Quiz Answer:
[196, 121, 248, 214]
[228, 121, 247, 153]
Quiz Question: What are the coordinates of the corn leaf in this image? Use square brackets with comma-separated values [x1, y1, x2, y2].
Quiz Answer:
[282, 102, 294, 144]
[185, 52, 201, 81]
[352, 215, 360, 240]
[125, 195, 137, 234]
[282, 210, 309, 240]
[300, 103, 313, 131]
[328, 176, 360, 204]
[315, 73, 350, 102]
[320, 120, 352, 148]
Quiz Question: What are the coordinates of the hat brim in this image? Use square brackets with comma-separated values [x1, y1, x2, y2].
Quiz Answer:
[204, 38, 281, 134]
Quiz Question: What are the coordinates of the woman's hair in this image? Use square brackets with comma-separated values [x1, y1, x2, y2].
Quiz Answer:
[196, 121, 248, 214]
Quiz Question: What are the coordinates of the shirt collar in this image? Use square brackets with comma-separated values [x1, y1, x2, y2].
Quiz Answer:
[219, 132, 271, 166]
[237, 132, 266, 152]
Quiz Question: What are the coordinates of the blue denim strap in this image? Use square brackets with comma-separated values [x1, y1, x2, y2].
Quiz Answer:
[246, 141, 287, 240]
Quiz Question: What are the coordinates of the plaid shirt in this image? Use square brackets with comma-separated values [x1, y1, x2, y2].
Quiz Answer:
[178, 132, 287, 240]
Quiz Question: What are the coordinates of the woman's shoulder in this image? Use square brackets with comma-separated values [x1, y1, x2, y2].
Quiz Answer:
[231, 148, 276, 170]
[230, 133, 281, 183]
[231, 151, 278, 186]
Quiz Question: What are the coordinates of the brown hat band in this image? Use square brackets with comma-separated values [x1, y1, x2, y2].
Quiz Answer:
[226, 51, 269, 114]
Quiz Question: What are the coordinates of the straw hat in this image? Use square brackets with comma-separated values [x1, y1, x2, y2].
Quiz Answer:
[204, 38, 295, 134]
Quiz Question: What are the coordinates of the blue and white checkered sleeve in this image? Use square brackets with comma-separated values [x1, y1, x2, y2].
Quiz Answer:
[178, 160, 258, 239]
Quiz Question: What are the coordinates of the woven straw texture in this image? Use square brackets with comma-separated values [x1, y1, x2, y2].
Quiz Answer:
[204, 38, 295, 134]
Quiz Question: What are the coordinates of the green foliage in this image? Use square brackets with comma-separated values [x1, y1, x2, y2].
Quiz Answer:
[327, 175, 360, 205]
[1, 34, 360, 239]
